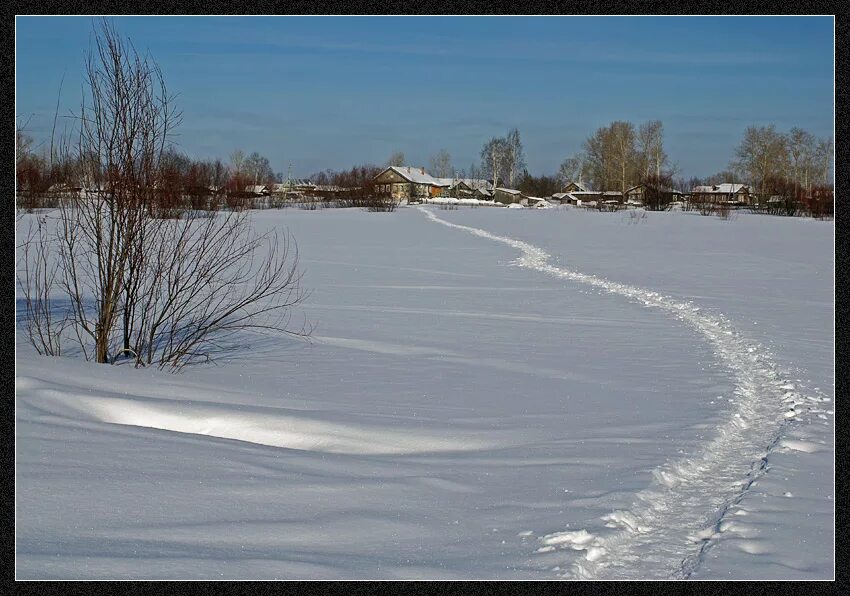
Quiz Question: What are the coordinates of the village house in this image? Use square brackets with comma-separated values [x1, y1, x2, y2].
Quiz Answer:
[493, 187, 527, 205]
[373, 166, 451, 200]
[691, 183, 753, 205]
[556, 190, 622, 208]
[562, 181, 589, 193]
[625, 184, 645, 205]
[525, 196, 551, 208]
[46, 182, 84, 197]
[244, 184, 270, 196]
[270, 179, 316, 195]
[447, 178, 494, 199]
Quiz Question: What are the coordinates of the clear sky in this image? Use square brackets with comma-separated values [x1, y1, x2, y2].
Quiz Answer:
[15, 16, 834, 180]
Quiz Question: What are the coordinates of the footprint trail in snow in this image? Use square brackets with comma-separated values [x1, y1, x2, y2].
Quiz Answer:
[419, 206, 817, 579]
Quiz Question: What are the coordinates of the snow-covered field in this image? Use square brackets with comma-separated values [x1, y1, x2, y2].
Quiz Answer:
[15, 205, 834, 579]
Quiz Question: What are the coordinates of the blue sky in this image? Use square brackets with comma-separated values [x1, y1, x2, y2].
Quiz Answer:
[16, 16, 834, 179]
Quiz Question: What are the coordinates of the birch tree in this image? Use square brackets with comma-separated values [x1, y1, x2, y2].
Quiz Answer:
[638, 120, 666, 180]
[558, 153, 587, 188]
[731, 125, 788, 195]
[480, 137, 509, 189]
[429, 149, 453, 177]
[386, 151, 405, 167]
[504, 128, 527, 188]
[814, 137, 833, 185]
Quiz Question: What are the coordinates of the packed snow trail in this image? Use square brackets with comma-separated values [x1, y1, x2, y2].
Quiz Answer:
[418, 207, 811, 579]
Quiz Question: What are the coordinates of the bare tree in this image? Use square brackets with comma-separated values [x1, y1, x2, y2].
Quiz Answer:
[121, 209, 311, 370]
[731, 124, 788, 196]
[584, 121, 642, 194]
[386, 150, 405, 167]
[429, 149, 453, 178]
[480, 137, 509, 189]
[814, 137, 833, 185]
[787, 127, 816, 192]
[638, 120, 666, 181]
[558, 153, 587, 188]
[245, 151, 274, 186]
[53, 19, 180, 363]
[16, 116, 35, 165]
[17, 215, 68, 356]
[22, 20, 310, 370]
[504, 128, 527, 188]
[609, 121, 637, 195]
[230, 149, 246, 177]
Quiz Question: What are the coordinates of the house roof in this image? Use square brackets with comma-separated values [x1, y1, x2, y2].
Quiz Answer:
[566, 190, 622, 196]
[451, 178, 494, 191]
[564, 181, 589, 192]
[245, 185, 268, 193]
[270, 180, 315, 192]
[381, 166, 446, 186]
[495, 187, 523, 195]
[692, 183, 749, 194]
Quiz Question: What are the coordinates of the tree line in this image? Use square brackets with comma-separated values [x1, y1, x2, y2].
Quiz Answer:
[373, 120, 832, 215]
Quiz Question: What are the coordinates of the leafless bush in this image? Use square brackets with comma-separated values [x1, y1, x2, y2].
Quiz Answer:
[714, 203, 736, 221]
[17, 216, 68, 356]
[118, 210, 311, 370]
[360, 195, 399, 212]
[625, 209, 647, 224]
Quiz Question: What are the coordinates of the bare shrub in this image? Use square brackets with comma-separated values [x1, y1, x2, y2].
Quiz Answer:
[17, 216, 68, 356]
[626, 209, 647, 224]
[352, 194, 398, 212]
[120, 210, 311, 370]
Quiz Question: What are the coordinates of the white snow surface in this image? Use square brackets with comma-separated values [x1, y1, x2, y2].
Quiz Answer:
[16, 206, 833, 579]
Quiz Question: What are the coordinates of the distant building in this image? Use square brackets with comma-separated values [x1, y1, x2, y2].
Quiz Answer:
[244, 185, 270, 196]
[625, 184, 645, 205]
[447, 178, 495, 199]
[270, 180, 317, 195]
[494, 187, 529, 205]
[691, 183, 753, 205]
[373, 166, 451, 200]
[562, 181, 589, 193]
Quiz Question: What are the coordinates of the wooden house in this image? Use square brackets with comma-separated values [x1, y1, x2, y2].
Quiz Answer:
[691, 183, 753, 205]
[373, 166, 450, 200]
[494, 187, 526, 205]
[562, 181, 589, 193]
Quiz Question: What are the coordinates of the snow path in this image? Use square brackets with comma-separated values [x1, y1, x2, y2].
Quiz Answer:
[418, 207, 813, 579]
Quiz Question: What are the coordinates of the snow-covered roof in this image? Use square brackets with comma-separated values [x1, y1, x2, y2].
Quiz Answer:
[270, 180, 315, 192]
[245, 185, 268, 194]
[383, 166, 446, 186]
[692, 183, 749, 194]
[564, 181, 589, 192]
[451, 178, 494, 191]
[495, 187, 523, 195]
